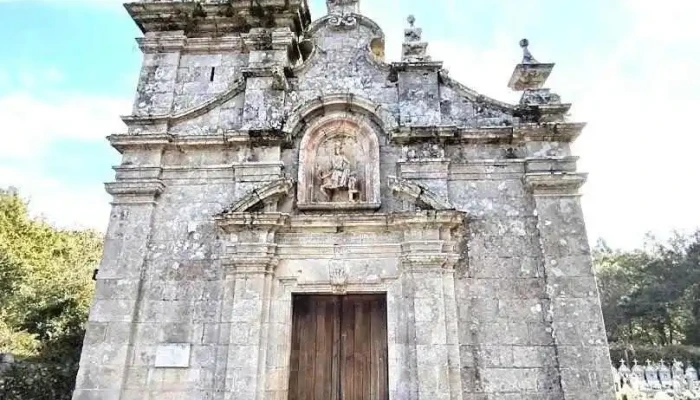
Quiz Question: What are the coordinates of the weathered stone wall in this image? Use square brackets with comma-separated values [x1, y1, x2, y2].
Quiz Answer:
[73, 1, 615, 399]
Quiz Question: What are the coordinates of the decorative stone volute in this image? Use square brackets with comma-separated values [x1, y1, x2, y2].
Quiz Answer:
[388, 176, 453, 211]
[220, 178, 294, 214]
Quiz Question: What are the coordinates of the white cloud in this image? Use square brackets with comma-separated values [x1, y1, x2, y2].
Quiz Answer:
[0, 164, 112, 232]
[571, 1, 700, 248]
[0, 91, 130, 159]
[0, 73, 129, 231]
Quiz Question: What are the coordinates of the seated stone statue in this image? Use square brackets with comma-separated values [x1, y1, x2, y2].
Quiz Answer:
[319, 144, 355, 202]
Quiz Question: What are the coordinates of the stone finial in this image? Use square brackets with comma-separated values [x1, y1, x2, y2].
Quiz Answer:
[508, 38, 555, 91]
[402, 14, 430, 62]
[327, 0, 359, 14]
[405, 15, 421, 41]
[520, 38, 538, 64]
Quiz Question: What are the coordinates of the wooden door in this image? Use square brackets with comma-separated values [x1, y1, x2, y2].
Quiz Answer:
[288, 294, 388, 400]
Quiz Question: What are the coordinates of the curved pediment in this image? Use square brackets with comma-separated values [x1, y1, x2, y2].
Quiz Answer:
[219, 178, 294, 214]
[282, 94, 397, 139]
[388, 176, 453, 211]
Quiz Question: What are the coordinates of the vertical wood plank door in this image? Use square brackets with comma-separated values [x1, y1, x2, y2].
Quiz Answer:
[288, 294, 388, 400]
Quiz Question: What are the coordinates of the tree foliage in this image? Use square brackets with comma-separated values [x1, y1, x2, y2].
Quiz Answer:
[0, 189, 102, 398]
[594, 230, 700, 347]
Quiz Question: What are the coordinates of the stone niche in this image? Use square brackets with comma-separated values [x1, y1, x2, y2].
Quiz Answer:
[297, 113, 381, 210]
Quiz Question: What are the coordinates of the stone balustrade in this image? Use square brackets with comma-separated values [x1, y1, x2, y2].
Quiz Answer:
[612, 359, 700, 399]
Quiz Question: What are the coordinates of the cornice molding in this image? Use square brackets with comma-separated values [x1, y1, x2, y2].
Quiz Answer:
[524, 172, 587, 196]
[105, 179, 165, 204]
[124, 0, 310, 36]
[107, 121, 587, 154]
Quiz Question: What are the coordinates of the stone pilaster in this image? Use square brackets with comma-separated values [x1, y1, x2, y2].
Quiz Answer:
[392, 16, 443, 127]
[525, 172, 616, 399]
[132, 31, 186, 116]
[73, 171, 164, 400]
[215, 212, 289, 400]
[393, 211, 465, 400]
[241, 28, 295, 131]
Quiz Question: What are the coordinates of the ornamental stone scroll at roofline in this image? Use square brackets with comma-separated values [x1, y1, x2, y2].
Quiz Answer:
[297, 113, 381, 211]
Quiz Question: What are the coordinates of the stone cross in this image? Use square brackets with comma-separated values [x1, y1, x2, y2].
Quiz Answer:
[327, 0, 359, 14]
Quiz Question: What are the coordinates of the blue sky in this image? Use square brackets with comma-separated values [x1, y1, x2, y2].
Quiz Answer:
[0, 0, 698, 249]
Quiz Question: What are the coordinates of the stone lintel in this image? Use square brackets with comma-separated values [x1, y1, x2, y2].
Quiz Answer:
[524, 172, 587, 196]
[105, 179, 165, 203]
[215, 212, 290, 234]
[401, 253, 460, 271]
[283, 211, 463, 232]
[124, 0, 310, 36]
[287, 213, 391, 231]
[389, 210, 465, 230]
[297, 202, 381, 211]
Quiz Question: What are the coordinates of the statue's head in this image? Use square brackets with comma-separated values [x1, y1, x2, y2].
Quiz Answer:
[334, 142, 342, 154]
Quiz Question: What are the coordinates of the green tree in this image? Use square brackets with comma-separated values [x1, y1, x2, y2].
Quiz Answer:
[594, 230, 700, 346]
[0, 189, 102, 398]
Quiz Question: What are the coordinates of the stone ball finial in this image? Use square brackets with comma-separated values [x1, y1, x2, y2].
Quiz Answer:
[407, 15, 416, 27]
[519, 38, 537, 63]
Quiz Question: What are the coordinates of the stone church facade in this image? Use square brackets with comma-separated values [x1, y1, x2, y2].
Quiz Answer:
[73, 0, 615, 399]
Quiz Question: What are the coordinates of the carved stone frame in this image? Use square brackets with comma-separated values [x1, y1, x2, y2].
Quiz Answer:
[297, 113, 381, 210]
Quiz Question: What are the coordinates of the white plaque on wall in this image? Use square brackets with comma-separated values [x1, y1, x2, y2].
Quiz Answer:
[154, 343, 191, 368]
